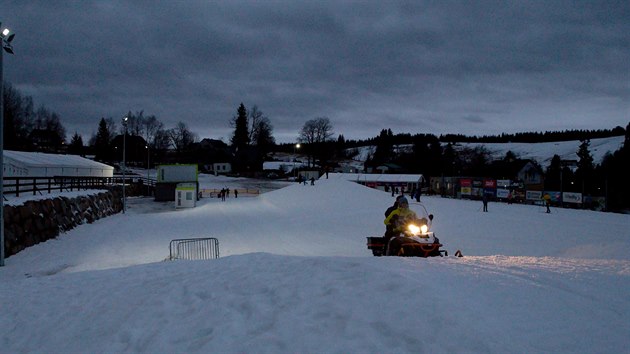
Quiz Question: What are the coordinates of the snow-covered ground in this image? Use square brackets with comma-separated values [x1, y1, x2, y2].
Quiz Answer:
[1, 175, 629, 353]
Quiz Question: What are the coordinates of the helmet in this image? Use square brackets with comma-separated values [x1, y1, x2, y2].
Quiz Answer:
[398, 197, 409, 206]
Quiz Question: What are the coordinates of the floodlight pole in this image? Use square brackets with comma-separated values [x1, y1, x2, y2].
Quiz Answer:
[1, 22, 15, 267]
[122, 117, 128, 213]
[293, 143, 300, 179]
[0, 31, 5, 266]
[146, 145, 150, 196]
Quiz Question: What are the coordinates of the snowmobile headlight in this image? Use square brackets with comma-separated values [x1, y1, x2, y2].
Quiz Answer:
[420, 224, 428, 234]
[407, 224, 420, 235]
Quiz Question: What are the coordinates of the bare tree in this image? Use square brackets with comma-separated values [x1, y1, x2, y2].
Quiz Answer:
[153, 128, 172, 151]
[31, 106, 66, 150]
[299, 117, 334, 144]
[298, 117, 334, 166]
[143, 115, 164, 146]
[248, 105, 275, 148]
[121, 110, 144, 136]
[169, 121, 198, 152]
[2, 83, 34, 149]
[104, 117, 118, 142]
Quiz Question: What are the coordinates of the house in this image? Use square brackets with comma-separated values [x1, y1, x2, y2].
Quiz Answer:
[207, 162, 232, 175]
[488, 159, 544, 190]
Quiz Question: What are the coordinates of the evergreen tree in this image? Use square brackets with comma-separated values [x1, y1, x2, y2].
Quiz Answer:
[335, 134, 347, 159]
[231, 103, 250, 150]
[68, 132, 84, 156]
[576, 139, 595, 194]
[371, 129, 394, 166]
[596, 122, 630, 210]
[442, 143, 459, 176]
[545, 155, 562, 191]
[93, 118, 112, 162]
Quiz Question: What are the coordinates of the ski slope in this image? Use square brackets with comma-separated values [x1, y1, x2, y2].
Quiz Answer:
[1, 176, 629, 353]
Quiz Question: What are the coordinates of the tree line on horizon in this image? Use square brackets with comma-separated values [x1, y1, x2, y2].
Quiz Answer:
[2, 82, 629, 210]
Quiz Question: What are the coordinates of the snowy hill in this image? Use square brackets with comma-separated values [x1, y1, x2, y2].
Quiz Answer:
[1, 176, 629, 353]
[346, 136, 625, 166]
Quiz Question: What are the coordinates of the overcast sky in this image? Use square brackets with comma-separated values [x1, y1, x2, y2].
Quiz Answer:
[3, 0, 629, 144]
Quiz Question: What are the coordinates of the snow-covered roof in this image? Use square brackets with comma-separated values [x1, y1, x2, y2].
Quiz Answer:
[3, 150, 114, 177]
[4, 150, 112, 169]
[263, 161, 306, 171]
[327, 173, 424, 183]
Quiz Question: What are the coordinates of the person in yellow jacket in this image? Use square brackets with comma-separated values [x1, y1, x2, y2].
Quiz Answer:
[384, 197, 418, 239]
[543, 193, 552, 213]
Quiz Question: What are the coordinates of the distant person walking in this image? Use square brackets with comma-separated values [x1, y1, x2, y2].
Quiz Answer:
[543, 193, 551, 213]
[234, 189, 238, 198]
[482, 194, 489, 212]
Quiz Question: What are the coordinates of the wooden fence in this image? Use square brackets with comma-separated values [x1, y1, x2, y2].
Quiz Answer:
[2, 175, 156, 199]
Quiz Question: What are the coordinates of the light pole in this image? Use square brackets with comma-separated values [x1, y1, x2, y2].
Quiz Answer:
[122, 116, 128, 213]
[293, 143, 300, 179]
[1, 22, 15, 267]
[145, 144, 150, 196]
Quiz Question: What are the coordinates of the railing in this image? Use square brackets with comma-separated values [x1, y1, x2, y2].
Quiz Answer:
[169, 238, 220, 260]
[2, 175, 157, 198]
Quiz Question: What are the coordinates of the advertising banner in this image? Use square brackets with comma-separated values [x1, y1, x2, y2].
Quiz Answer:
[497, 189, 510, 199]
[460, 179, 472, 195]
[563, 192, 583, 204]
[483, 179, 497, 188]
[546, 191, 562, 202]
[497, 179, 511, 189]
[483, 189, 496, 197]
[526, 190, 542, 201]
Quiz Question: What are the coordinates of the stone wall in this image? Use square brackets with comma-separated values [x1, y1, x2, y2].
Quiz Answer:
[3, 188, 123, 258]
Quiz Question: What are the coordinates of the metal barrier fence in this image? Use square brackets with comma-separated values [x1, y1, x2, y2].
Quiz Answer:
[169, 237, 220, 260]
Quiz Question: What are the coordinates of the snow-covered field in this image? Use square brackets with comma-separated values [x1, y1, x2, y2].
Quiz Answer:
[1, 174, 629, 353]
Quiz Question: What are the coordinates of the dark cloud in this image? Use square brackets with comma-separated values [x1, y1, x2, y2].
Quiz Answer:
[2, 0, 628, 143]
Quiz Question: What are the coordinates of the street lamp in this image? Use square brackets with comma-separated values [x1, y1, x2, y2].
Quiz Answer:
[293, 143, 301, 179]
[122, 116, 128, 213]
[1, 22, 15, 267]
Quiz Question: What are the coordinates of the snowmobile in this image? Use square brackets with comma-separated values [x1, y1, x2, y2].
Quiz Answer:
[367, 204, 449, 257]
